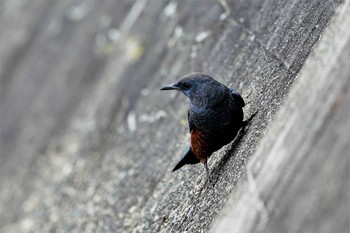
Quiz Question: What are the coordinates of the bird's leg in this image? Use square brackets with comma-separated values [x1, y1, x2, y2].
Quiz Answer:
[203, 159, 213, 187]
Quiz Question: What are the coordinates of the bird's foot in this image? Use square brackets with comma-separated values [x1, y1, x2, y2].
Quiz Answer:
[205, 175, 214, 188]
[203, 160, 214, 188]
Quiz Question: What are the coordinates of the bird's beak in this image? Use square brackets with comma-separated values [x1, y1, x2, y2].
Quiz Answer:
[160, 83, 178, 91]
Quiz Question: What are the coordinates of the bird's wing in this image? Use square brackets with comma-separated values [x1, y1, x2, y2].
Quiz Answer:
[229, 88, 245, 108]
[188, 110, 195, 133]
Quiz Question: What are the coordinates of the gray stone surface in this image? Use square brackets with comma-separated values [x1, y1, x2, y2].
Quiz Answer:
[210, 2, 350, 232]
[0, 0, 347, 232]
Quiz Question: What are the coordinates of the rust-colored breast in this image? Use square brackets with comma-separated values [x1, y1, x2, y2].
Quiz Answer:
[190, 128, 210, 162]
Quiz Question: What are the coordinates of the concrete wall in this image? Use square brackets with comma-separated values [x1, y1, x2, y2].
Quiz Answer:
[0, 0, 348, 232]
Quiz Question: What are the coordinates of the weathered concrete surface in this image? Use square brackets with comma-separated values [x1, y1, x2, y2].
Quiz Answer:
[210, 2, 350, 232]
[0, 0, 347, 232]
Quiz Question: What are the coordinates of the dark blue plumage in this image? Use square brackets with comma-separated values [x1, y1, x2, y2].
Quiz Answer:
[161, 73, 245, 183]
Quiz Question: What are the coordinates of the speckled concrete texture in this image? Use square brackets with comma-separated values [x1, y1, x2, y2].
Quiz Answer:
[0, 0, 346, 232]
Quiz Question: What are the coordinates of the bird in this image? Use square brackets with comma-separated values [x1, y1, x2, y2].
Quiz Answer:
[160, 72, 245, 184]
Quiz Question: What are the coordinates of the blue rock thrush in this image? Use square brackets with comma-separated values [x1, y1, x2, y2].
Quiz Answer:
[160, 72, 245, 183]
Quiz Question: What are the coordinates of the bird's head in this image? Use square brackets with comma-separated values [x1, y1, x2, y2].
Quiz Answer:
[160, 73, 225, 107]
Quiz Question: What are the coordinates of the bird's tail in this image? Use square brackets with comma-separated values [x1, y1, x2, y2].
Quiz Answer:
[172, 146, 199, 172]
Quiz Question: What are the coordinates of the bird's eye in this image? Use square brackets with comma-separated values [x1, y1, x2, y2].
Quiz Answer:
[182, 83, 191, 90]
